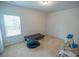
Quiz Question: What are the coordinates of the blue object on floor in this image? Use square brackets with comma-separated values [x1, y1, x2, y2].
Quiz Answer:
[27, 39, 40, 48]
[66, 33, 78, 48]
[66, 34, 73, 39]
[69, 43, 78, 48]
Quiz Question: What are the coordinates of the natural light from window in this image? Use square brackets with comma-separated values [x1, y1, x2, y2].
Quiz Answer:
[4, 15, 22, 37]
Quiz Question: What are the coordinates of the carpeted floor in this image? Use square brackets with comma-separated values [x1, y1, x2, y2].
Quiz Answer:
[0, 35, 64, 57]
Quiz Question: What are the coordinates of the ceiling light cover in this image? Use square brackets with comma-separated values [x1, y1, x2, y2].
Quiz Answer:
[40, 1, 52, 5]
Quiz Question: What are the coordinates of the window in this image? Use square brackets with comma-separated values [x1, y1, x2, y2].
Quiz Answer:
[3, 15, 22, 37]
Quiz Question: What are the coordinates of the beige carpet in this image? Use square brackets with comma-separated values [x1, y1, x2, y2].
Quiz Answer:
[0, 35, 64, 57]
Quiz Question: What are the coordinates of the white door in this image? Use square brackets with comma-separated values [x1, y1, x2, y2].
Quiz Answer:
[0, 29, 4, 54]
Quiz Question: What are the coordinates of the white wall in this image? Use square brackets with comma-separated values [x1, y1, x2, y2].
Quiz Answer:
[1, 2, 79, 46]
[47, 7, 79, 43]
[0, 3, 47, 46]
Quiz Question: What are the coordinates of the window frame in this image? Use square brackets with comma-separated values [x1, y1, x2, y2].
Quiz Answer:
[3, 14, 22, 37]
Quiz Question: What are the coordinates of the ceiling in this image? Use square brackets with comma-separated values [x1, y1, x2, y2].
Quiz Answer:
[3, 1, 79, 13]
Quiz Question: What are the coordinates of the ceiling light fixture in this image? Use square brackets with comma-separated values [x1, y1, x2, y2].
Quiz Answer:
[40, 1, 51, 5]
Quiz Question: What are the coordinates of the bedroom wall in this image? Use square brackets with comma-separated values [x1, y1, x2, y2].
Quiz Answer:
[47, 7, 79, 43]
[0, 3, 47, 46]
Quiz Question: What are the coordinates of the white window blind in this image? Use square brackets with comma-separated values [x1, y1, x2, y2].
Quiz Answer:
[4, 15, 22, 37]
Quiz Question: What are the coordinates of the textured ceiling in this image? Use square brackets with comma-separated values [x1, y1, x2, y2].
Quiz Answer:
[3, 1, 79, 13]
